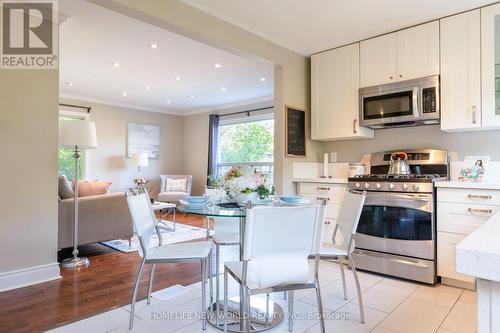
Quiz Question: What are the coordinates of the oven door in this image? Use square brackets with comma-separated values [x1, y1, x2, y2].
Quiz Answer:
[360, 86, 419, 127]
[354, 192, 434, 260]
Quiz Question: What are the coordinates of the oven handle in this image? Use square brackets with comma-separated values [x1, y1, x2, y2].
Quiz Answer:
[365, 193, 432, 211]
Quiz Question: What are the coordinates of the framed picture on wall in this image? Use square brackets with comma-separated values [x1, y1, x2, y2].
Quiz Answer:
[127, 122, 160, 159]
[285, 105, 307, 157]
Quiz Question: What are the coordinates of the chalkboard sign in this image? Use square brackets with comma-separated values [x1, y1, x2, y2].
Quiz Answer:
[285, 106, 307, 157]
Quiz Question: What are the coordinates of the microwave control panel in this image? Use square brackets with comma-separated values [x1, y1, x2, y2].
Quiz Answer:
[422, 87, 437, 114]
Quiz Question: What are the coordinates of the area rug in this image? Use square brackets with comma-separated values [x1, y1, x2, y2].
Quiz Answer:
[101, 220, 213, 253]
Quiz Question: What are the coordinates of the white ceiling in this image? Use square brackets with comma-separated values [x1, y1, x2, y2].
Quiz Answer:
[59, 0, 274, 115]
[183, 0, 498, 56]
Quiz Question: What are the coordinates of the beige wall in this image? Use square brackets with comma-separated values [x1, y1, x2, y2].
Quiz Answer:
[0, 70, 59, 276]
[322, 125, 500, 162]
[60, 99, 184, 196]
[91, 0, 323, 195]
[181, 113, 209, 195]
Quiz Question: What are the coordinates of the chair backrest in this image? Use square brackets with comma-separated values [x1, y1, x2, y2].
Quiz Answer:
[160, 175, 193, 195]
[335, 190, 367, 253]
[243, 204, 325, 261]
[126, 193, 158, 257]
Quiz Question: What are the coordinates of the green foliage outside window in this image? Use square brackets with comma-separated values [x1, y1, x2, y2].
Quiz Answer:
[219, 119, 274, 163]
[58, 148, 84, 181]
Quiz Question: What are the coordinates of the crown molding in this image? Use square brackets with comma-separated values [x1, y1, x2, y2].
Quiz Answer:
[59, 93, 182, 116]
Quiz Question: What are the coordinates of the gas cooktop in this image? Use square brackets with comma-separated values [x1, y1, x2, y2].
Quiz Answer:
[347, 174, 447, 192]
[350, 174, 446, 181]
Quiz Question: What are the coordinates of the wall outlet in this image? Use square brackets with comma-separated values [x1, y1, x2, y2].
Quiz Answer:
[330, 152, 337, 163]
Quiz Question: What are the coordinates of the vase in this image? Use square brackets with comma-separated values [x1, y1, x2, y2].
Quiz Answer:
[232, 192, 258, 205]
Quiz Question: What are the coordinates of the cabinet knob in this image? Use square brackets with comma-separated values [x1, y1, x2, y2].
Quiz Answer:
[399, 74, 403, 78]
[390, 76, 394, 80]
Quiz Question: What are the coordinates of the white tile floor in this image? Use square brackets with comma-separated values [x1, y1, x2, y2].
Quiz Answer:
[46, 260, 476, 333]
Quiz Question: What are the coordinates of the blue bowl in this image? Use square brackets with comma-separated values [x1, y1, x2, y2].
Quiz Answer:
[279, 195, 305, 203]
[185, 196, 207, 204]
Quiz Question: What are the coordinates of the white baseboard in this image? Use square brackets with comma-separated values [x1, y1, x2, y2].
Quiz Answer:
[0, 262, 61, 292]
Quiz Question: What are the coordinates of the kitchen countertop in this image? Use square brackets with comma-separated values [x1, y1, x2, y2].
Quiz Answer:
[456, 211, 500, 282]
[292, 178, 348, 184]
[435, 180, 500, 190]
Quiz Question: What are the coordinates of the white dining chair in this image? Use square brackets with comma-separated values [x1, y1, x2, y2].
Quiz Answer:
[223, 202, 327, 333]
[319, 189, 367, 323]
[126, 193, 213, 330]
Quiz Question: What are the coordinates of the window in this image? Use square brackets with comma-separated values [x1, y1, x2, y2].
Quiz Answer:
[58, 111, 90, 180]
[217, 117, 274, 183]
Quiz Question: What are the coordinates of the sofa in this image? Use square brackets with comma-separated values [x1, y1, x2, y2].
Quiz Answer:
[58, 177, 133, 249]
[157, 175, 193, 203]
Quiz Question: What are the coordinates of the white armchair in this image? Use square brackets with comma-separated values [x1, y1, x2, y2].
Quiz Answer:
[157, 175, 193, 203]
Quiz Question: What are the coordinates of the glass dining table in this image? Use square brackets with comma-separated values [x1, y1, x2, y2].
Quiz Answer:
[177, 202, 284, 332]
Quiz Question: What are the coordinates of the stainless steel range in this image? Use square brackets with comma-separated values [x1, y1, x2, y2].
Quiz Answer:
[348, 149, 448, 284]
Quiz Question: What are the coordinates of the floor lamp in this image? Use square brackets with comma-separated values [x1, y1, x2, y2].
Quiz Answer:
[59, 119, 98, 269]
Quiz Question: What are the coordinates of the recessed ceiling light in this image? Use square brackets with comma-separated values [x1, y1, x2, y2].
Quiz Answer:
[65, 82, 74, 86]
[112, 62, 121, 67]
[260, 77, 267, 82]
[189, 95, 195, 99]
[214, 63, 222, 68]
[221, 87, 226, 92]
[84, 74, 92, 79]
[121, 92, 127, 96]
[175, 76, 181, 81]
[145, 86, 151, 90]
[148, 43, 159, 49]
[166, 100, 171, 104]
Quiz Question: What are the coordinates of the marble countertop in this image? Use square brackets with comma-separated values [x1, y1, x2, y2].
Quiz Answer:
[292, 178, 348, 184]
[456, 211, 500, 282]
[435, 180, 500, 190]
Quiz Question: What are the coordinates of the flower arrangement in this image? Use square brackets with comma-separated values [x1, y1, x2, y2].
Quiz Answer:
[133, 177, 149, 190]
[218, 166, 273, 201]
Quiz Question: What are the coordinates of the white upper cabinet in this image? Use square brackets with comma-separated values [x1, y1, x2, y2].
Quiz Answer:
[311, 43, 374, 141]
[396, 21, 440, 81]
[360, 21, 440, 88]
[481, 3, 500, 129]
[440, 10, 482, 132]
[360, 33, 397, 87]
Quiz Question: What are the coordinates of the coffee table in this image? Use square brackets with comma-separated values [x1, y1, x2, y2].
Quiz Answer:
[152, 201, 176, 231]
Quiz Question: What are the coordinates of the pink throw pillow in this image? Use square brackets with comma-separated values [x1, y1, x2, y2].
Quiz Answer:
[73, 180, 112, 197]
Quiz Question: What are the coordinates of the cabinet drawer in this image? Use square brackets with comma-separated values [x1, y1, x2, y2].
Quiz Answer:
[438, 188, 500, 205]
[298, 183, 346, 196]
[437, 232, 474, 283]
[437, 202, 496, 234]
[325, 204, 341, 219]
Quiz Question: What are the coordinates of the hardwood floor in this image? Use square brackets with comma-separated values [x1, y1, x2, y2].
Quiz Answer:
[0, 213, 217, 333]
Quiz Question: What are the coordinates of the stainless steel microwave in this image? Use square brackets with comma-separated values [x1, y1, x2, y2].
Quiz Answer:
[359, 75, 440, 129]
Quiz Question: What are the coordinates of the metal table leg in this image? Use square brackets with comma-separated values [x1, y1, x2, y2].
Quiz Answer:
[157, 207, 176, 232]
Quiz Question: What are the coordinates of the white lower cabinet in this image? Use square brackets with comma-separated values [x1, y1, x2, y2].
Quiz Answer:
[297, 182, 346, 246]
[437, 232, 474, 283]
[437, 186, 500, 287]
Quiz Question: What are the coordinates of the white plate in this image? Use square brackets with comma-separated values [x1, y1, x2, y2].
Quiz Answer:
[279, 199, 309, 206]
[179, 199, 207, 207]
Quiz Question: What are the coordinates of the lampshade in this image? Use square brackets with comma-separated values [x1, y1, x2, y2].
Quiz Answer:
[132, 152, 149, 167]
[59, 119, 98, 149]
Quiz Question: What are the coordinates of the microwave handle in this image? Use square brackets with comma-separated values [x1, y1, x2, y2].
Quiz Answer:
[412, 87, 419, 118]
